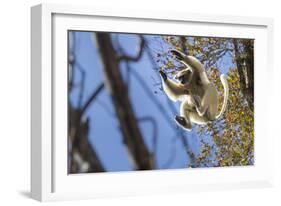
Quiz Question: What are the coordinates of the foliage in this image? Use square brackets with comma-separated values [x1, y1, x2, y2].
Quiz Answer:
[159, 36, 254, 167]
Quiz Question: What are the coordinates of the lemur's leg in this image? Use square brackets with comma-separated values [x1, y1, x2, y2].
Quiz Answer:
[159, 70, 187, 102]
[159, 70, 167, 81]
[174, 101, 192, 131]
[190, 95, 201, 109]
[170, 49, 185, 61]
[194, 94, 209, 117]
[194, 86, 218, 120]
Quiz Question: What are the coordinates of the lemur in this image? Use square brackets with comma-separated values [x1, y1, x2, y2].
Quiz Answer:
[159, 49, 229, 131]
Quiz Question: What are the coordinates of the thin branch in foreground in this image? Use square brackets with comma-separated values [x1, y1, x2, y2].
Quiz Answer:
[80, 83, 105, 116]
[138, 116, 158, 167]
[75, 61, 86, 108]
[117, 36, 145, 62]
[95, 32, 154, 170]
[68, 32, 106, 173]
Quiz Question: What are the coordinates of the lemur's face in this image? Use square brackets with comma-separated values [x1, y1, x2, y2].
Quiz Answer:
[174, 68, 193, 85]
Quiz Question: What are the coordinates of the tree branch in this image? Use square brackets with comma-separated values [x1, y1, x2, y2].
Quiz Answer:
[80, 83, 105, 115]
[68, 32, 105, 174]
[117, 36, 145, 62]
[75, 62, 86, 108]
[233, 39, 254, 111]
[69, 113, 105, 173]
[95, 32, 154, 170]
[138, 116, 158, 167]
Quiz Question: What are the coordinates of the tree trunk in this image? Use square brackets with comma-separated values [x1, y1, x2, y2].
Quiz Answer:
[233, 39, 254, 112]
[69, 106, 105, 173]
[95, 33, 154, 170]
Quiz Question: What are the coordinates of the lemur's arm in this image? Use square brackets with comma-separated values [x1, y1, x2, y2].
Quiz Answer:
[170, 49, 209, 84]
[170, 50, 203, 71]
[159, 71, 188, 102]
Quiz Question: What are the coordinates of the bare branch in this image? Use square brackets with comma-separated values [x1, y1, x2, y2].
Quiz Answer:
[80, 83, 105, 115]
[117, 36, 145, 62]
[69, 114, 105, 173]
[75, 61, 86, 108]
[138, 116, 158, 166]
[233, 39, 254, 111]
[68, 32, 106, 174]
[95, 32, 154, 170]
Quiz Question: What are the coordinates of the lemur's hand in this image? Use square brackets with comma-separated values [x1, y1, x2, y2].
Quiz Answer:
[159, 70, 167, 81]
[170, 49, 185, 61]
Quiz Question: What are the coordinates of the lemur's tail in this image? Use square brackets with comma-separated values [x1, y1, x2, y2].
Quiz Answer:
[216, 74, 229, 119]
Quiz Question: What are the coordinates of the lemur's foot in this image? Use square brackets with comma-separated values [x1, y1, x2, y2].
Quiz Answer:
[170, 49, 185, 61]
[175, 116, 192, 131]
[159, 70, 167, 81]
[175, 116, 187, 126]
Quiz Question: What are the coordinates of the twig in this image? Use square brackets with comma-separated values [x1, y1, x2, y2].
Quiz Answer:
[130, 69, 175, 130]
[138, 116, 158, 167]
[80, 83, 105, 116]
[117, 36, 145, 62]
[75, 61, 86, 108]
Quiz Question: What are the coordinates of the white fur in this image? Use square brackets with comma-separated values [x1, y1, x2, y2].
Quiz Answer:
[160, 49, 229, 131]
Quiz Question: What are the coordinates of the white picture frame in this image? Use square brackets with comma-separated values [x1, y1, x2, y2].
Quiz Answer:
[31, 3, 274, 202]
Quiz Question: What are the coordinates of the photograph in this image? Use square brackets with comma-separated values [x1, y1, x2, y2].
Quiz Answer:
[67, 31, 254, 174]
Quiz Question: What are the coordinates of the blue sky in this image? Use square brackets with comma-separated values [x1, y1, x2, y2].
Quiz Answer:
[69, 31, 230, 172]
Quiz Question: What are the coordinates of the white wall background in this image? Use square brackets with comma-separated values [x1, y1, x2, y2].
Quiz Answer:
[0, 0, 280, 205]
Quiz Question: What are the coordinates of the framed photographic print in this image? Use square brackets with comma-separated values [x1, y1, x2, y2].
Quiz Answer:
[31, 3, 274, 201]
